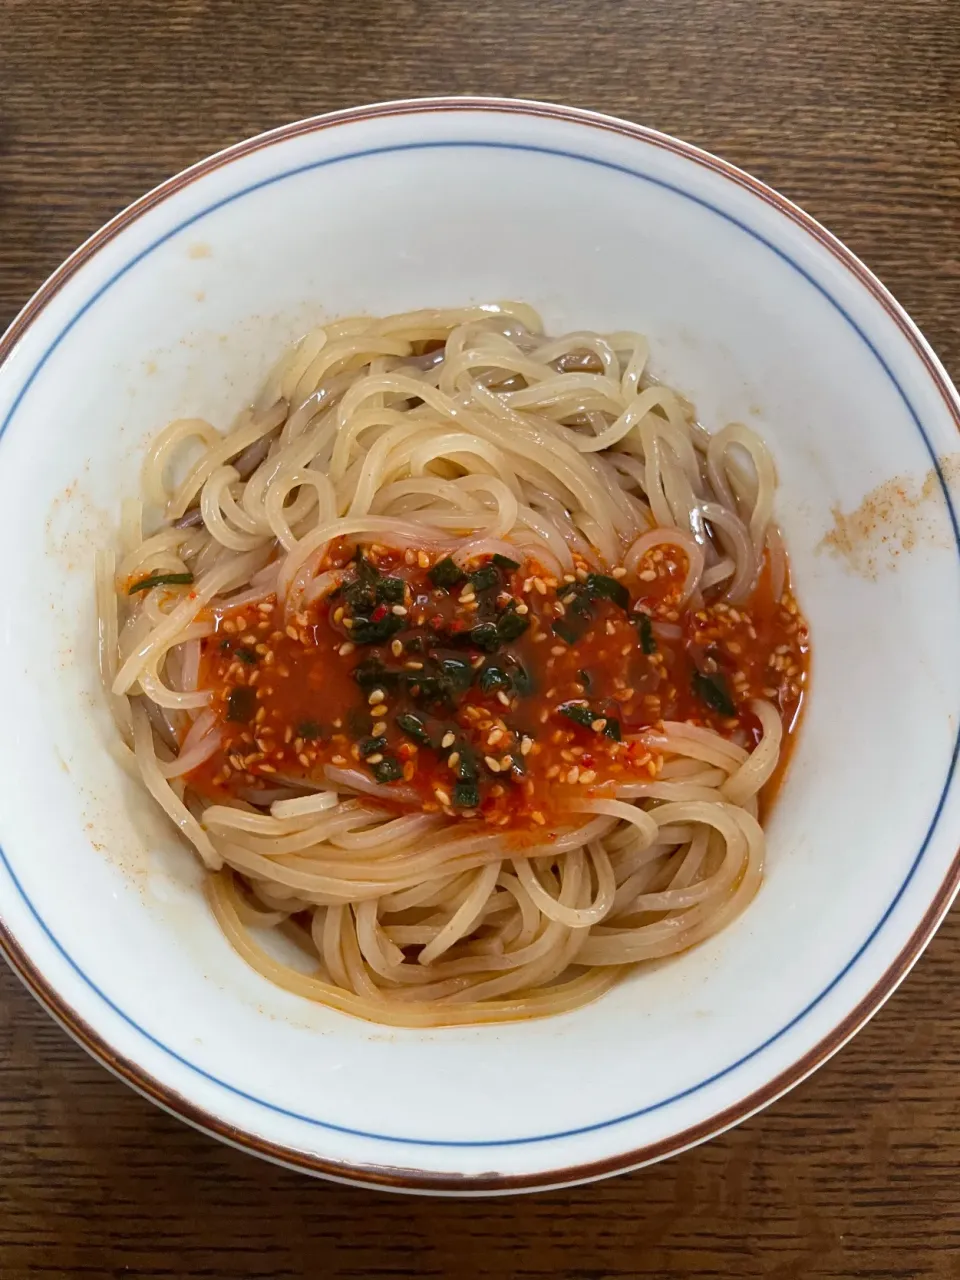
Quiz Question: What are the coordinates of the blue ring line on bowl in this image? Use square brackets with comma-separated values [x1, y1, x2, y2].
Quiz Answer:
[0, 101, 959, 1191]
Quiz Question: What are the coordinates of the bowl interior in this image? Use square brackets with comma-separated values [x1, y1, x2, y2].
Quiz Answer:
[0, 103, 958, 1185]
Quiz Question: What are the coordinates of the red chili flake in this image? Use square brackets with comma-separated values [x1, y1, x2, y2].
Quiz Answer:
[429, 614, 445, 631]
[371, 603, 389, 622]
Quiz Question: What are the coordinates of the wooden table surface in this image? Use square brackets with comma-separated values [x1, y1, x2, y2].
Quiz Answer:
[2, 0, 960, 1275]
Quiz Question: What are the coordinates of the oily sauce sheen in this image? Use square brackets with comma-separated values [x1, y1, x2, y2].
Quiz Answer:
[186, 540, 809, 832]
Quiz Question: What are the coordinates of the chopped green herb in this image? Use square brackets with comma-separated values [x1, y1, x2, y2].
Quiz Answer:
[469, 621, 501, 652]
[585, 572, 629, 610]
[477, 663, 511, 693]
[128, 571, 194, 595]
[509, 662, 534, 697]
[226, 687, 256, 723]
[469, 564, 500, 594]
[455, 746, 478, 782]
[428, 557, 464, 589]
[353, 659, 400, 690]
[566, 583, 594, 619]
[638, 613, 657, 655]
[297, 720, 323, 740]
[437, 656, 473, 693]
[557, 701, 594, 729]
[376, 576, 405, 603]
[453, 780, 480, 808]
[497, 609, 529, 643]
[235, 647, 258, 665]
[396, 713, 432, 746]
[552, 619, 581, 646]
[603, 717, 622, 742]
[404, 636, 424, 653]
[492, 553, 520, 570]
[350, 613, 405, 645]
[371, 757, 403, 784]
[578, 668, 592, 690]
[358, 735, 388, 758]
[219, 637, 231, 652]
[692, 670, 736, 717]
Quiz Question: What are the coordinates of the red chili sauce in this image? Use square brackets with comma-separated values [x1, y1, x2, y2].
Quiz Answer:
[183, 538, 809, 831]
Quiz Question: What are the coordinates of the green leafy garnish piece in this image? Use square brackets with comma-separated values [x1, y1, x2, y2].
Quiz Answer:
[396, 713, 433, 746]
[603, 717, 622, 741]
[492, 553, 520, 570]
[437, 656, 473, 693]
[350, 613, 405, 646]
[371, 757, 403, 784]
[226, 687, 256, 723]
[585, 572, 629, 610]
[469, 621, 501, 652]
[578, 668, 592, 690]
[297, 720, 323, 740]
[358, 735, 387, 758]
[496, 608, 529, 644]
[453, 781, 480, 808]
[509, 661, 534, 696]
[428, 557, 464, 589]
[352, 659, 400, 690]
[552, 619, 581, 646]
[455, 746, 478, 782]
[557, 701, 593, 729]
[638, 614, 657, 655]
[469, 564, 500, 594]
[692, 671, 736, 717]
[376, 576, 405, 603]
[128, 572, 194, 595]
[477, 663, 511, 694]
[235, 647, 258, 665]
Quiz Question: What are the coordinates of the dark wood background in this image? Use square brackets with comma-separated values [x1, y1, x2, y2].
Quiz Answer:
[2, 0, 960, 1275]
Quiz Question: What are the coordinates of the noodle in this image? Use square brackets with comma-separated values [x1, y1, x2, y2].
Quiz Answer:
[100, 304, 809, 1027]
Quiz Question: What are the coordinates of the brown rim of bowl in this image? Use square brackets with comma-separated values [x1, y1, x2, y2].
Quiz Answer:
[1, 96, 959, 1195]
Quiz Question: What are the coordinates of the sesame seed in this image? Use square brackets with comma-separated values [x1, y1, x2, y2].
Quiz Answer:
[222, 619, 236, 634]
[258, 601, 274, 614]
[579, 770, 596, 784]
[639, 569, 656, 582]
[417, 551, 430, 568]
[441, 731, 456, 749]
[484, 756, 502, 773]
[487, 729, 504, 746]
[338, 641, 355, 657]
[447, 751, 460, 769]
[390, 639, 403, 658]
[235, 616, 248, 631]
[612, 567, 627, 578]
[298, 752, 310, 767]
[533, 577, 547, 594]
[520, 736, 533, 756]
[405, 660, 424, 670]
[515, 602, 529, 615]
[531, 811, 546, 825]
[563, 574, 576, 583]
[605, 621, 616, 636]
[459, 589, 476, 604]
[403, 762, 415, 781]
[284, 726, 293, 744]
[501, 755, 514, 768]
[392, 605, 408, 616]
[590, 718, 607, 732]
[333, 606, 344, 624]
[550, 645, 566, 656]
[242, 632, 257, 644]
[367, 753, 384, 765]
[332, 754, 347, 765]
[567, 766, 580, 784]
[372, 721, 387, 736]
[370, 704, 388, 719]
[404, 549, 416, 565]
[368, 689, 386, 704]
[285, 625, 299, 640]
[496, 691, 511, 706]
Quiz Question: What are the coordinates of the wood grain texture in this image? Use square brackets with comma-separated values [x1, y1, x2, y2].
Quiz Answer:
[1, 0, 960, 1275]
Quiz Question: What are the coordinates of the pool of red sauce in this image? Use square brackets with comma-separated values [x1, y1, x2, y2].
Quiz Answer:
[183, 539, 809, 838]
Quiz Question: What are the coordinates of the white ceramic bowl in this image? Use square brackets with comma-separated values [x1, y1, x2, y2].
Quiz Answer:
[1, 98, 959, 1194]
